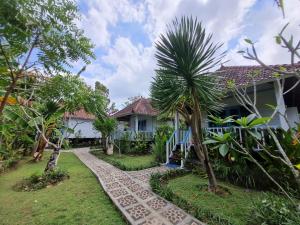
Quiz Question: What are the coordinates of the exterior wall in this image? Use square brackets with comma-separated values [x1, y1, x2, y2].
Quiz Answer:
[203, 86, 299, 128]
[128, 115, 156, 132]
[63, 118, 101, 139]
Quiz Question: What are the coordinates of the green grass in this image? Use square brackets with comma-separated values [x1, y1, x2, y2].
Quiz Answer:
[90, 150, 159, 171]
[0, 152, 127, 225]
[166, 173, 266, 225]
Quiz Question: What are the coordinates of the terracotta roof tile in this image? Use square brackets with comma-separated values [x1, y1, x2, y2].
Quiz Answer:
[112, 97, 159, 118]
[217, 62, 300, 86]
[64, 108, 96, 120]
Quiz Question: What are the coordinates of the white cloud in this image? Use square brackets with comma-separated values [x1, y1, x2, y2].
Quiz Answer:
[77, 0, 145, 48]
[79, 0, 300, 107]
[226, 0, 300, 66]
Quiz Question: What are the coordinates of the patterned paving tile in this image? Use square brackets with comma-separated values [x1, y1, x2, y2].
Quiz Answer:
[135, 189, 153, 200]
[117, 194, 138, 207]
[74, 148, 206, 225]
[119, 177, 136, 186]
[146, 197, 168, 211]
[161, 207, 187, 225]
[105, 182, 122, 189]
[127, 183, 143, 192]
[126, 204, 151, 221]
[109, 188, 128, 198]
[102, 176, 116, 183]
[138, 217, 166, 225]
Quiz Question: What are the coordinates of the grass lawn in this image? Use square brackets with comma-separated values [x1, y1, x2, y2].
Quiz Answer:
[167, 173, 266, 225]
[91, 150, 158, 170]
[0, 152, 127, 225]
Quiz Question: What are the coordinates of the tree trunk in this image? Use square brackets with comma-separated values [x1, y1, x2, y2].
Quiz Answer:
[44, 147, 60, 172]
[32, 126, 54, 162]
[0, 78, 18, 116]
[190, 95, 218, 191]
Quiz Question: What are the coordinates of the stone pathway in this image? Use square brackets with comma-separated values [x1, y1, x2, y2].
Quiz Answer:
[74, 148, 205, 225]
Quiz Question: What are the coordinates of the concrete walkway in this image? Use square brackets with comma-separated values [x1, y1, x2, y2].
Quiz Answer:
[74, 148, 205, 225]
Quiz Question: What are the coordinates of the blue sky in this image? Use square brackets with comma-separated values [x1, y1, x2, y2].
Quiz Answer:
[74, 0, 300, 108]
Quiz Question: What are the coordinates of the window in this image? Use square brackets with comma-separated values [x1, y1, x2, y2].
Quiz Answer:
[138, 120, 147, 131]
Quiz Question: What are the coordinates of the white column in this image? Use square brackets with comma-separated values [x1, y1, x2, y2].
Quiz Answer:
[274, 81, 289, 131]
[135, 115, 139, 132]
[175, 111, 179, 143]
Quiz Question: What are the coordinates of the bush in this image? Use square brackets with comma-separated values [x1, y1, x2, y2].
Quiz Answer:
[14, 168, 69, 191]
[248, 194, 300, 225]
[152, 125, 174, 163]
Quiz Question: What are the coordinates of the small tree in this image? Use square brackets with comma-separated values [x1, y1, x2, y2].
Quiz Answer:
[151, 16, 225, 192]
[226, 1, 300, 192]
[0, 0, 94, 115]
[93, 117, 117, 153]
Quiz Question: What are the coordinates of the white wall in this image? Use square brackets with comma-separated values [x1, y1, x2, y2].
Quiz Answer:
[63, 118, 101, 139]
[128, 115, 155, 132]
[218, 89, 280, 127]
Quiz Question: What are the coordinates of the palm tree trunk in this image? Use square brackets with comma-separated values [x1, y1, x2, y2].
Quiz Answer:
[191, 97, 218, 191]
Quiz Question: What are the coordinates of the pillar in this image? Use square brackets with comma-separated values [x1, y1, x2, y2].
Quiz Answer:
[274, 81, 289, 131]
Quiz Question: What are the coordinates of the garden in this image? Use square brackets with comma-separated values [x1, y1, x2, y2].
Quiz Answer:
[1, 0, 300, 225]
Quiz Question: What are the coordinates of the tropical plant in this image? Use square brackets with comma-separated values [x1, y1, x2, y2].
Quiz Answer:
[151, 16, 225, 191]
[0, 0, 94, 115]
[231, 0, 300, 193]
[248, 193, 300, 225]
[204, 114, 298, 202]
[153, 125, 174, 162]
[93, 117, 117, 152]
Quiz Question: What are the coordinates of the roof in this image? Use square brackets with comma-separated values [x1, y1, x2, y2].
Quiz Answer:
[217, 62, 300, 87]
[64, 108, 96, 120]
[112, 97, 159, 118]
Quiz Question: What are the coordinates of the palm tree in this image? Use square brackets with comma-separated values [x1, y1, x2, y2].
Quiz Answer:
[151, 16, 225, 191]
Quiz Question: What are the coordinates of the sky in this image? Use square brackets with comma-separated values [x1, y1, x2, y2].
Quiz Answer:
[74, 0, 300, 109]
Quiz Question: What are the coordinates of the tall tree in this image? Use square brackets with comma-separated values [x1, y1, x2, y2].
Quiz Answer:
[151, 17, 225, 191]
[0, 0, 94, 115]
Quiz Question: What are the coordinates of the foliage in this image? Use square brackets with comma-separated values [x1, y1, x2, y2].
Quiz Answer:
[131, 133, 149, 154]
[153, 125, 174, 162]
[93, 117, 117, 139]
[151, 16, 225, 189]
[205, 115, 300, 197]
[248, 194, 300, 225]
[90, 150, 159, 171]
[14, 168, 69, 191]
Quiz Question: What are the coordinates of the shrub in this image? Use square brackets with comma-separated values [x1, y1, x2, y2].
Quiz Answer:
[152, 125, 174, 163]
[248, 194, 300, 225]
[14, 168, 69, 191]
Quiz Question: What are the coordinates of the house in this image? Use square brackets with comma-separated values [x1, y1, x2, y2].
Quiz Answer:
[211, 62, 300, 130]
[166, 62, 300, 168]
[112, 97, 173, 140]
[63, 108, 101, 141]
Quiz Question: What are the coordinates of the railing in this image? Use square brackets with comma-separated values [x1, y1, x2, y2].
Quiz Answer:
[165, 128, 192, 167]
[180, 128, 192, 168]
[111, 130, 154, 141]
[205, 126, 281, 151]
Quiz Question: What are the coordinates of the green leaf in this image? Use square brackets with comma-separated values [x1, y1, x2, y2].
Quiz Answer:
[244, 39, 253, 44]
[203, 139, 219, 145]
[275, 36, 281, 44]
[219, 144, 229, 157]
[249, 117, 270, 127]
[265, 104, 276, 110]
[248, 130, 262, 140]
